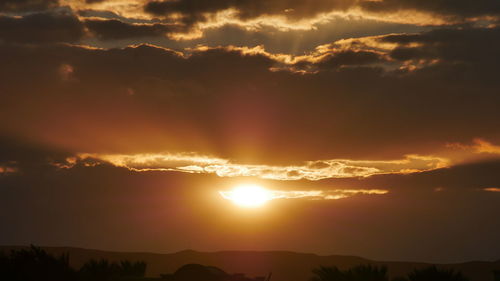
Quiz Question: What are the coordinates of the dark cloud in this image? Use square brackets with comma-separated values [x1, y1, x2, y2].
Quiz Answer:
[314, 50, 386, 69]
[395, 159, 500, 190]
[1, 26, 500, 162]
[0, 0, 58, 12]
[143, 0, 500, 27]
[77, 9, 155, 24]
[383, 27, 500, 64]
[85, 19, 182, 40]
[76, 17, 427, 55]
[0, 11, 85, 43]
[319, 159, 500, 192]
[144, 0, 355, 25]
[360, 0, 500, 19]
[193, 19, 426, 54]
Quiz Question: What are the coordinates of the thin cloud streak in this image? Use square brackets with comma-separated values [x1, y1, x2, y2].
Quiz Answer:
[219, 188, 389, 201]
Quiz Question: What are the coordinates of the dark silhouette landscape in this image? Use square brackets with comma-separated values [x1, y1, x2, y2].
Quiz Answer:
[1, 0, 500, 280]
[1, 246, 499, 281]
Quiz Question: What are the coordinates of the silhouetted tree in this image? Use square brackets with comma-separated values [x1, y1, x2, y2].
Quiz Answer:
[492, 270, 500, 281]
[0, 251, 10, 277]
[0, 246, 149, 281]
[79, 259, 119, 281]
[347, 265, 388, 281]
[406, 266, 469, 281]
[118, 260, 147, 277]
[0, 245, 76, 281]
[78, 258, 147, 281]
[311, 266, 346, 281]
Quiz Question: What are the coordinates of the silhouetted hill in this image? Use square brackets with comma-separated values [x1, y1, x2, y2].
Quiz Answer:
[0, 246, 498, 281]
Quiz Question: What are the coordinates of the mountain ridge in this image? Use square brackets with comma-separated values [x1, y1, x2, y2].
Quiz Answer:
[1, 246, 498, 281]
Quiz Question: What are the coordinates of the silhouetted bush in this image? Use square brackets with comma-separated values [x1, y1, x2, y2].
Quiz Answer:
[0, 245, 76, 281]
[312, 266, 345, 281]
[79, 259, 119, 281]
[78, 258, 147, 281]
[119, 260, 147, 277]
[348, 265, 388, 281]
[493, 270, 500, 281]
[405, 266, 469, 281]
[0, 246, 147, 281]
[311, 265, 388, 281]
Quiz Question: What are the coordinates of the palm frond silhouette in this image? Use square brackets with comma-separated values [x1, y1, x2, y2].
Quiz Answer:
[406, 266, 469, 281]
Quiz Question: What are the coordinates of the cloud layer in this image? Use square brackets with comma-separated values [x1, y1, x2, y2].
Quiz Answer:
[1, 25, 500, 163]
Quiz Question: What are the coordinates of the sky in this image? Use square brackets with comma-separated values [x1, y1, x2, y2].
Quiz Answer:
[1, 0, 500, 263]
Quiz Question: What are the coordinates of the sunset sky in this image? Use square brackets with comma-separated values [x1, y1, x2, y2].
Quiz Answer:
[1, 0, 500, 263]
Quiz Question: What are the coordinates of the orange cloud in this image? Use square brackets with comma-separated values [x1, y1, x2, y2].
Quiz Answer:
[76, 152, 448, 180]
[219, 188, 389, 201]
[472, 139, 500, 154]
[445, 139, 500, 163]
[68, 0, 500, 40]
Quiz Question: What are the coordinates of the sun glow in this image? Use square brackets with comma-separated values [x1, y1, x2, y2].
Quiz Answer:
[220, 184, 272, 208]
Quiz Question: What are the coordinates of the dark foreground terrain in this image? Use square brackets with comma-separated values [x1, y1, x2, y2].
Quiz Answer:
[1, 246, 499, 281]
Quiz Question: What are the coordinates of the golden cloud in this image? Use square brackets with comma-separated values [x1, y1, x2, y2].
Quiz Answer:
[219, 188, 389, 201]
[472, 139, 500, 154]
[57, 0, 500, 46]
[445, 138, 500, 163]
[75, 152, 448, 180]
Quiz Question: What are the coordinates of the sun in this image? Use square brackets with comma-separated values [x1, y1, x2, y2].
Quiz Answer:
[220, 184, 272, 208]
